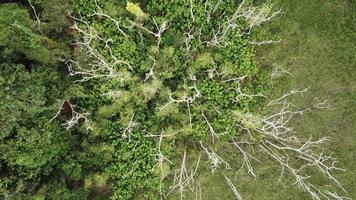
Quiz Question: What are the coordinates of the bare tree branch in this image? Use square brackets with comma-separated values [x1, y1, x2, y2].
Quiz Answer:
[169, 151, 201, 200]
[200, 142, 230, 174]
[28, 0, 41, 30]
[129, 18, 170, 47]
[224, 175, 243, 200]
[232, 89, 348, 200]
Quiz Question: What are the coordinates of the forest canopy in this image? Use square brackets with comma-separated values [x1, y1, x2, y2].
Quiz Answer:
[0, 0, 350, 200]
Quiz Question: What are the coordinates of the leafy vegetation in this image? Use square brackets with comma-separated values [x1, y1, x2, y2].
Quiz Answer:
[0, 3, 89, 200]
[69, 1, 271, 199]
[0, 0, 354, 199]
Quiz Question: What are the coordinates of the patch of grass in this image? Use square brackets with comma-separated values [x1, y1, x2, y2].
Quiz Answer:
[257, 0, 356, 198]
[170, 0, 356, 199]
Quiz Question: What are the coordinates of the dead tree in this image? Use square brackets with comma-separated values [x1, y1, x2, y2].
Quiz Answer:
[224, 175, 243, 200]
[169, 151, 201, 200]
[68, 13, 132, 82]
[129, 18, 171, 47]
[200, 142, 230, 174]
[234, 89, 348, 200]
[184, 0, 282, 48]
[28, 0, 41, 30]
[49, 100, 92, 130]
[146, 130, 173, 200]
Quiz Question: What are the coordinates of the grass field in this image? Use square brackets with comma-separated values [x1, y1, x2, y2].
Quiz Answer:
[256, 0, 356, 199]
[168, 0, 356, 199]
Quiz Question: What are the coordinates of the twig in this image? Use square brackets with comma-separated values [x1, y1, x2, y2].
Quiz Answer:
[224, 175, 243, 200]
[28, 0, 41, 30]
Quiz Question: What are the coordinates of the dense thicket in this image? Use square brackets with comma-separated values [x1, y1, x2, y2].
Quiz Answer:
[0, 2, 91, 200]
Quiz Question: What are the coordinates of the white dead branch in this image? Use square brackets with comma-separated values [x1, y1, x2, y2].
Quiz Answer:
[66, 2, 347, 199]
[324, 192, 351, 200]
[271, 64, 293, 79]
[233, 89, 348, 200]
[64, 107, 92, 130]
[313, 97, 331, 109]
[101, 90, 123, 99]
[259, 140, 347, 200]
[224, 175, 243, 200]
[189, 0, 195, 22]
[144, 55, 157, 81]
[169, 151, 201, 200]
[239, 1, 282, 35]
[184, 28, 196, 52]
[267, 88, 308, 106]
[28, 0, 41, 30]
[49, 100, 92, 131]
[92, 0, 127, 37]
[232, 141, 259, 177]
[48, 100, 66, 124]
[248, 39, 281, 46]
[203, 0, 223, 26]
[122, 111, 136, 139]
[207, 58, 218, 79]
[224, 76, 266, 100]
[200, 142, 230, 174]
[195, 182, 202, 200]
[262, 102, 311, 142]
[68, 13, 133, 82]
[146, 130, 173, 200]
[182, 0, 282, 60]
[129, 19, 171, 47]
[200, 0, 282, 47]
[159, 85, 201, 130]
[201, 112, 219, 143]
[159, 86, 201, 110]
[147, 130, 173, 172]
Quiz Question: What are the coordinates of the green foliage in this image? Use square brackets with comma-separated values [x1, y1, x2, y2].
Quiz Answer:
[126, 2, 148, 21]
[1, 123, 70, 179]
[108, 134, 159, 199]
[0, 0, 272, 199]
[0, 4, 68, 64]
[37, 0, 73, 33]
[70, 0, 271, 199]
[0, 2, 90, 199]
